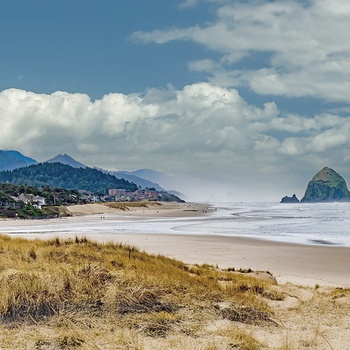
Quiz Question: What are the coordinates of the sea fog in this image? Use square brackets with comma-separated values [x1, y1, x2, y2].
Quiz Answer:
[1, 202, 350, 247]
[194, 202, 350, 247]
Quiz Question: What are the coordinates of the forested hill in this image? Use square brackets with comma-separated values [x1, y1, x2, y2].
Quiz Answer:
[0, 162, 138, 194]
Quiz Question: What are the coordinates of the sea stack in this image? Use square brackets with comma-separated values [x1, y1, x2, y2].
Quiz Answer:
[301, 167, 350, 202]
[280, 194, 299, 203]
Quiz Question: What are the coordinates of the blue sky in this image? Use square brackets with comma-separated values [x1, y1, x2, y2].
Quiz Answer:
[1, 0, 350, 201]
[1, 0, 213, 97]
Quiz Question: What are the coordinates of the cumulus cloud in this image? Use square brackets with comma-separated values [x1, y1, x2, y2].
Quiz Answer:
[179, 0, 226, 9]
[1, 85, 350, 200]
[133, 0, 350, 102]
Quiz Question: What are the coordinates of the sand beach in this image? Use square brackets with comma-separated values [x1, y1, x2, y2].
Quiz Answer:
[1, 201, 349, 288]
[1, 201, 350, 349]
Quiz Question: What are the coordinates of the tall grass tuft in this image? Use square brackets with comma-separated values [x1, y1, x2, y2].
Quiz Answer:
[0, 234, 280, 348]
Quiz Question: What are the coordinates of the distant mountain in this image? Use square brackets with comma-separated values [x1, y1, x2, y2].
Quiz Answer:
[0, 151, 185, 198]
[43, 155, 165, 190]
[45, 154, 86, 168]
[0, 163, 138, 194]
[129, 169, 187, 199]
[109, 171, 164, 191]
[0, 150, 37, 171]
[130, 169, 172, 187]
[43, 155, 178, 193]
[130, 169, 186, 199]
[301, 167, 350, 202]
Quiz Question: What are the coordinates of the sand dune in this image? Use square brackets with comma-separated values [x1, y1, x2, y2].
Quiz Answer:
[1, 201, 349, 288]
[1, 202, 350, 348]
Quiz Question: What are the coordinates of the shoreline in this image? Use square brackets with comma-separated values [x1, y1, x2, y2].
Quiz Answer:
[85, 233, 350, 288]
[117, 233, 350, 288]
[1, 202, 349, 288]
[1, 205, 350, 349]
[4, 230, 350, 288]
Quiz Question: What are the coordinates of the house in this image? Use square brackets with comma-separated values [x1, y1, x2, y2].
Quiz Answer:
[36, 196, 46, 206]
[109, 189, 127, 196]
[17, 194, 46, 208]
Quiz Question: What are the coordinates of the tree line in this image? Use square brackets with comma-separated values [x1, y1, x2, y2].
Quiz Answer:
[0, 162, 138, 194]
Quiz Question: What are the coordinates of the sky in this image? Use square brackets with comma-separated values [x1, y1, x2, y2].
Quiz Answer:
[1, 0, 350, 201]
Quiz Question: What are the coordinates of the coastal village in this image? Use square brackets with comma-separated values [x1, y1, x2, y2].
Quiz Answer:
[0, 188, 182, 213]
[107, 188, 177, 202]
[0, 153, 184, 218]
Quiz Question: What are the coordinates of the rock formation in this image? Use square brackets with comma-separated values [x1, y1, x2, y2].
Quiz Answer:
[280, 194, 299, 203]
[301, 167, 350, 202]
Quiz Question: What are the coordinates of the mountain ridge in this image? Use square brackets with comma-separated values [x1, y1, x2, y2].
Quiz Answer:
[0, 162, 138, 194]
[0, 151, 171, 189]
[45, 154, 86, 168]
[0, 150, 37, 171]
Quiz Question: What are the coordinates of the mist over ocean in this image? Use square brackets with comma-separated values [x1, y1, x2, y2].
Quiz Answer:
[2, 202, 350, 247]
[191, 202, 350, 247]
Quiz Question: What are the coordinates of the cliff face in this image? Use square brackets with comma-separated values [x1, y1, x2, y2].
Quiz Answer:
[301, 167, 350, 202]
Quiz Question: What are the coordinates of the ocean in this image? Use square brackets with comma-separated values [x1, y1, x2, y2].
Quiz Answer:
[183, 202, 350, 247]
[1, 202, 350, 247]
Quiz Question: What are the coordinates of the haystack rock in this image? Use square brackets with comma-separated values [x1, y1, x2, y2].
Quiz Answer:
[301, 167, 350, 202]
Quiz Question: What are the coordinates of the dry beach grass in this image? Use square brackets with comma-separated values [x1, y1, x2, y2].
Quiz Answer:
[0, 234, 349, 349]
[64, 201, 210, 217]
[0, 202, 350, 349]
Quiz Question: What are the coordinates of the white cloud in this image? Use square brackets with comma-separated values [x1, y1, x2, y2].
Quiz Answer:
[307, 129, 350, 153]
[188, 59, 219, 72]
[179, 0, 226, 9]
[1, 85, 350, 200]
[133, 0, 350, 102]
[278, 138, 307, 156]
[315, 0, 350, 16]
[179, 0, 199, 9]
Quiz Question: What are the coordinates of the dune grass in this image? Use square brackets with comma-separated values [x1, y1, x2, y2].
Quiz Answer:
[105, 201, 161, 211]
[0, 234, 349, 349]
[0, 234, 283, 349]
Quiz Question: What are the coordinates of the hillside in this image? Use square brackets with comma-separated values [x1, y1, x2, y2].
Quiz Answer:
[0, 151, 185, 197]
[110, 170, 165, 191]
[0, 162, 138, 194]
[0, 150, 37, 171]
[44, 155, 173, 193]
[0, 182, 86, 218]
[127, 169, 186, 198]
[0, 182, 82, 206]
[43, 155, 177, 193]
[131, 168, 176, 189]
